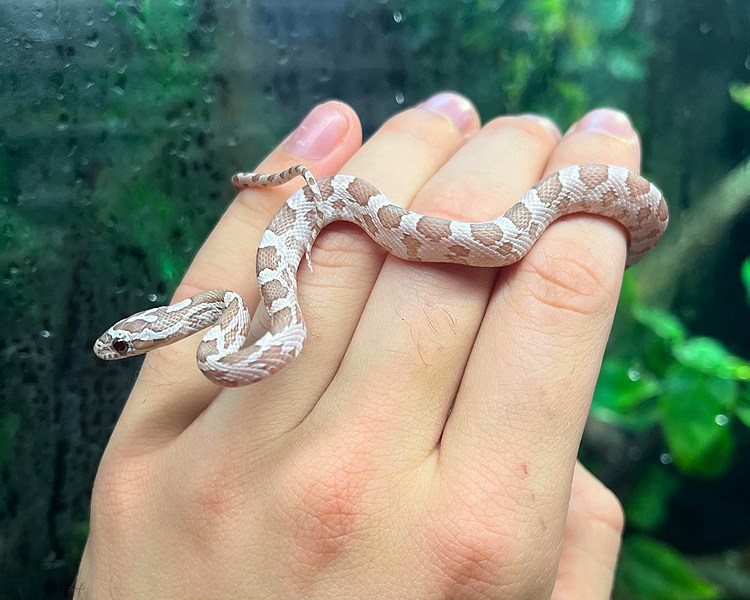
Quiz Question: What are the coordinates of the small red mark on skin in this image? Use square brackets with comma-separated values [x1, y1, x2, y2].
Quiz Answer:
[517, 464, 529, 478]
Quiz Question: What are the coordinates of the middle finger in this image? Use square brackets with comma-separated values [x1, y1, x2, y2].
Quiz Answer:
[315, 112, 562, 453]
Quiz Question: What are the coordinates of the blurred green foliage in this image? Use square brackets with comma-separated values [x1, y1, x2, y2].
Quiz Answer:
[596, 260, 750, 599]
[3, 0, 749, 598]
[402, 0, 655, 125]
[618, 535, 720, 600]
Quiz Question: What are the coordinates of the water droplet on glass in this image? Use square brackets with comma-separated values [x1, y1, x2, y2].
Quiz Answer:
[395, 92, 405, 104]
[85, 32, 100, 48]
[627, 368, 641, 381]
[393, 10, 403, 23]
[627, 446, 642, 461]
[148, 293, 158, 302]
[40, 330, 51, 338]
[660, 453, 673, 465]
[715, 414, 729, 426]
[699, 22, 711, 34]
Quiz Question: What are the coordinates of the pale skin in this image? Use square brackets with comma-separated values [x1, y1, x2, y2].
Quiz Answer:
[77, 93, 638, 599]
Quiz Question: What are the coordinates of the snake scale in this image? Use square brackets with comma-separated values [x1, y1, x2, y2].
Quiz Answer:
[93, 164, 669, 386]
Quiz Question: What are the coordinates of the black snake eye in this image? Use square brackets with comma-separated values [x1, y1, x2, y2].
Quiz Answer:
[112, 339, 129, 354]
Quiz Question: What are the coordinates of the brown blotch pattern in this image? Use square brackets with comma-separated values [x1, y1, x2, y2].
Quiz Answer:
[637, 206, 652, 225]
[197, 338, 218, 362]
[281, 270, 297, 290]
[269, 204, 298, 235]
[362, 214, 380, 237]
[535, 172, 563, 203]
[257, 246, 282, 270]
[377, 204, 409, 229]
[626, 172, 651, 197]
[470, 223, 504, 247]
[261, 280, 288, 305]
[272, 306, 294, 330]
[402, 234, 423, 260]
[657, 198, 669, 221]
[447, 244, 471, 258]
[579, 165, 610, 189]
[505, 202, 533, 230]
[347, 179, 380, 206]
[601, 189, 620, 207]
[416, 218, 452, 242]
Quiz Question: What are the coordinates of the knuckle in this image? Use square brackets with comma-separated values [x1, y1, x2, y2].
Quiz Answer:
[305, 224, 382, 269]
[573, 478, 625, 536]
[187, 459, 247, 528]
[275, 438, 376, 580]
[89, 451, 155, 535]
[485, 115, 560, 147]
[422, 505, 529, 598]
[232, 186, 287, 226]
[381, 106, 465, 149]
[418, 175, 520, 223]
[516, 232, 620, 318]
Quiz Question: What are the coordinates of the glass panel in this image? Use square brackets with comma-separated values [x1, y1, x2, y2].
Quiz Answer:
[2, 1, 748, 597]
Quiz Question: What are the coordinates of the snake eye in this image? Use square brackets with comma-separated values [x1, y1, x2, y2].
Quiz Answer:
[112, 339, 129, 354]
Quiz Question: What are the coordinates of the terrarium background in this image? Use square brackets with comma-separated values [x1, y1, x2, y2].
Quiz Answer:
[2, 1, 750, 599]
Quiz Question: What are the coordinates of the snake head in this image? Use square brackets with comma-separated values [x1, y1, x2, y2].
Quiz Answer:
[93, 309, 168, 360]
[93, 326, 144, 361]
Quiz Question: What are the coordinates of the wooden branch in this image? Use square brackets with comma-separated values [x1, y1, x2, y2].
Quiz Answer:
[638, 158, 750, 305]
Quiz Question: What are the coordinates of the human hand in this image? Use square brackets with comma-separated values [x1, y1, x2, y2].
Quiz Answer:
[77, 93, 637, 599]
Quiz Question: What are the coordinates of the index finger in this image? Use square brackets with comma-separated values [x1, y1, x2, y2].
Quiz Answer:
[111, 102, 362, 446]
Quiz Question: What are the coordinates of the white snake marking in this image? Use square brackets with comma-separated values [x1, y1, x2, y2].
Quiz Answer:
[94, 164, 669, 386]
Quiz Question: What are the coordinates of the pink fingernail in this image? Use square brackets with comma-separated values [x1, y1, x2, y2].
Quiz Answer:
[420, 92, 477, 135]
[574, 108, 635, 140]
[284, 103, 349, 159]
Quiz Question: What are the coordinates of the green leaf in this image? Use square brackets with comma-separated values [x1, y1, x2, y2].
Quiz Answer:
[625, 465, 680, 532]
[673, 337, 750, 381]
[607, 47, 647, 81]
[583, 0, 633, 33]
[632, 305, 687, 344]
[729, 82, 750, 111]
[742, 257, 750, 305]
[619, 269, 641, 311]
[660, 366, 736, 476]
[585, 0, 634, 32]
[592, 359, 660, 431]
[616, 535, 720, 600]
[736, 405, 750, 429]
[69, 520, 90, 563]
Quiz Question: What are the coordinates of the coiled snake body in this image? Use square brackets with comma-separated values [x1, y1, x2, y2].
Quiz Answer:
[94, 164, 669, 386]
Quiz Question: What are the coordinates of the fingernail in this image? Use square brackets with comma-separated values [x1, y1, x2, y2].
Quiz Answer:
[519, 113, 561, 138]
[284, 103, 349, 159]
[420, 92, 476, 135]
[573, 108, 635, 140]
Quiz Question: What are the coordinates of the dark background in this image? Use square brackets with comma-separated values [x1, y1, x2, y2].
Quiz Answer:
[2, 1, 749, 598]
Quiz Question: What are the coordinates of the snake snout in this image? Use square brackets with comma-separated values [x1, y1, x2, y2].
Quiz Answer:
[92, 336, 111, 359]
